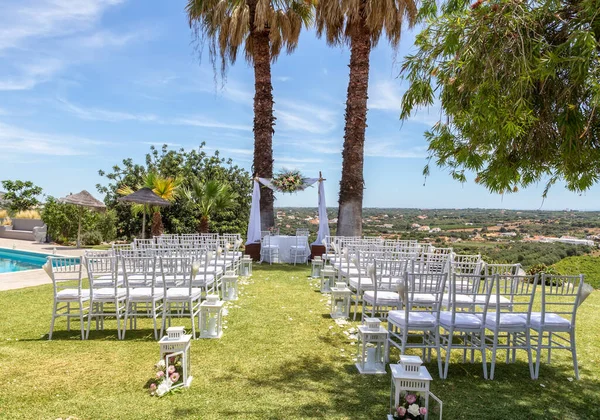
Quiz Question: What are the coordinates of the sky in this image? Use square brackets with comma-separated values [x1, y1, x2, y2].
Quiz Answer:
[2, 0, 600, 211]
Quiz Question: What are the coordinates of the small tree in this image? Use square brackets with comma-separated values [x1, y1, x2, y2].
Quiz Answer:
[185, 179, 238, 233]
[1, 180, 43, 213]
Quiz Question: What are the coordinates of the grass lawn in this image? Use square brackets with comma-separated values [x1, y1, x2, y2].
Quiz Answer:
[553, 256, 600, 288]
[0, 264, 599, 419]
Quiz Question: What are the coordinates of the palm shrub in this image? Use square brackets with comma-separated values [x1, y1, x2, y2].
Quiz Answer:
[185, 179, 238, 233]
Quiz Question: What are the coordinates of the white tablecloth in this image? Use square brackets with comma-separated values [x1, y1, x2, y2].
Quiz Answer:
[263, 235, 309, 263]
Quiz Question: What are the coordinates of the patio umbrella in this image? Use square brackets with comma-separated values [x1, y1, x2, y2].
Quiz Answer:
[60, 190, 106, 248]
[118, 187, 171, 239]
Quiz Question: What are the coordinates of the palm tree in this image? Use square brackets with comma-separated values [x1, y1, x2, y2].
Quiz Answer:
[117, 172, 181, 238]
[186, 0, 314, 231]
[316, 0, 417, 236]
[186, 179, 238, 233]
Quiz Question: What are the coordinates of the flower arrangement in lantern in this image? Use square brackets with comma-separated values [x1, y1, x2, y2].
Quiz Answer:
[389, 356, 443, 419]
[150, 327, 192, 396]
[311, 256, 323, 278]
[330, 282, 351, 319]
[221, 271, 238, 301]
[356, 318, 388, 374]
[200, 295, 224, 338]
[271, 169, 308, 193]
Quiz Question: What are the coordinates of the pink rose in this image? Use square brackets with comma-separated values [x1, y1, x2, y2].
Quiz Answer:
[419, 407, 428, 415]
[405, 394, 417, 404]
[156, 371, 164, 378]
[149, 383, 157, 391]
[396, 406, 406, 416]
[168, 365, 176, 374]
[170, 372, 180, 383]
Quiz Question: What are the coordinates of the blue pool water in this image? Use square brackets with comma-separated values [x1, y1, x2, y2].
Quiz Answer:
[0, 248, 52, 273]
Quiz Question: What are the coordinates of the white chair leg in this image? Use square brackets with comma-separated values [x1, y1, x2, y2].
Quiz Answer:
[570, 330, 579, 380]
[490, 333, 498, 380]
[79, 301, 85, 340]
[435, 331, 444, 379]
[525, 330, 535, 379]
[67, 302, 71, 332]
[547, 332, 553, 364]
[534, 331, 543, 379]
[49, 300, 57, 340]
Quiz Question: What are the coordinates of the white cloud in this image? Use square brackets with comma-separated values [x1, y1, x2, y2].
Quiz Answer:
[0, 59, 64, 91]
[0, 0, 125, 50]
[276, 100, 339, 135]
[0, 121, 107, 156]
[276, 76, 291, 82]
[369, 79, 441, 126]
[365, 140, 427, 158]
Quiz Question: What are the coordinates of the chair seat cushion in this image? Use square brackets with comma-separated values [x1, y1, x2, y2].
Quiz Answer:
[192, 274, 215, 287]
[475, 294, 511, 307]
[93, 288, 126, 299]
[412, 293, 436, 305]
[57, 289, 90, 300]
[478, 312, 527, 329]
[166, 287, 202, 300]
[389, 310, 436, 328]
[442, 294, 475, 307]
[349, 277, 373, 290]
[526, 312, 571, 329]
[262, 245, 279, 249]
[439, 311, 483, 329]
[339, 267, 365, 277]
[290, 245, 307, 250]
[128, 288, 164, 300]
[363, 290, 400, 305]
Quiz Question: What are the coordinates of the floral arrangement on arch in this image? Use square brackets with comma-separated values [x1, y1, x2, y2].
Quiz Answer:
[148, 355, 184, 397]
[393, 393, 427, 419]
[271, 169, 307, 193]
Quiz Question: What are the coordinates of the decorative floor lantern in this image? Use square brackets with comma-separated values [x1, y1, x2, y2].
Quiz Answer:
[389, 356, 443, 419]
[222, 272, 238, 301]
[200, 295, 224, 339]
[241, 255, 253, 277]
[311, 256, 323, 278]
[330, 282, 351, 319]
[159, 326, 193, 388]
[321, 266, 336, 293]
[356, 318, 388, 374]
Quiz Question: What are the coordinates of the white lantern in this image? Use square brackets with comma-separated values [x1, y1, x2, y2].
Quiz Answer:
[200, 295, 224, 339]
[241, 255, 253, 277]
[389, 356, 443, 419]
[320, 266, 336, 293]
[311, 257, 323, 278]
[330, 282, 351, 319]
[159, 326, 192, 388]
[356, 318, 388, 374]
[222, 272, 238, 301]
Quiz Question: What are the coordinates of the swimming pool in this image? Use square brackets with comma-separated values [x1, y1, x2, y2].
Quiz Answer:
[0, 248, 52, 273]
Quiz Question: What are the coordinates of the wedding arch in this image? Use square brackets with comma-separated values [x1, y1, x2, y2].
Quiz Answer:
[246, 171, 330, 246]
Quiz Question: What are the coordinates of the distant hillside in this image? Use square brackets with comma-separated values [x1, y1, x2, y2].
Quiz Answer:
[553, 256, 600, 289]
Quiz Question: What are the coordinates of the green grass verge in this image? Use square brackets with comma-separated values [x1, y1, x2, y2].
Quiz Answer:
[553, 256, 600, 289]
[0, 265, 598, 419]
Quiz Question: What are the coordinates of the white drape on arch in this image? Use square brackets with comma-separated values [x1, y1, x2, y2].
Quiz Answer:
[245, 176, 330, 246]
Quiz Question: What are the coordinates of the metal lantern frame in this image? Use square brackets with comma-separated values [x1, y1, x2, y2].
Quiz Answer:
[241, 255, 253, 277]
[222, 272, 238, 301]
[199, 296, 224, 339]
[389, 356, 443, 419]
[356, 318, 388, 374]
[311, 257, 324, 278]
[330, 282, 352, 319]
[321, 266, 336, 293]
[159, 326, 193, 388]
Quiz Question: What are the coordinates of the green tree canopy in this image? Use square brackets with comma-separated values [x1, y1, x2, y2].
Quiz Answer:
[97, 144, 251, 239]
[401, 0, 600, 196]
[0, 180, 43, 213]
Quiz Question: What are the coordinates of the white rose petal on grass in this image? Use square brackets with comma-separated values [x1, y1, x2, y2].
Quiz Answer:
[567, 377, 574, 382]
[288, 317, 293, 321]
[540, 384, 546, 388]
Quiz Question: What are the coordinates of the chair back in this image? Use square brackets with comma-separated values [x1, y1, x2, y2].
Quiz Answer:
[447, 273, 495, 314]
[160, 256, 193, 290]
[84, 255, 118, 289]
[404, 271, 447, 312]
[47, 256, 84, 297]
[485, 263, 522, 276]
[121, 254, 157, 289]
[492, 274, 538, 323]
[540, 274, 583, 327]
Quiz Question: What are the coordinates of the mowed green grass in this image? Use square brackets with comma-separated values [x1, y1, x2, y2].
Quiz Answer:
[0, 265, 598, 419]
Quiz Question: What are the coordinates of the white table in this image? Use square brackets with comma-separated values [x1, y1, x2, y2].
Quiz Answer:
[263, 235, 309, 263]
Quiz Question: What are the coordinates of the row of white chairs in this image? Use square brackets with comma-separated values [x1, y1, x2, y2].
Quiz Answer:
[48, 238, 242, 341]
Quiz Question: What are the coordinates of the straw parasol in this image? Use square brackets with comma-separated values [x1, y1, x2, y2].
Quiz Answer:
[60, 190, 106, 248]
[118, 187, 171, 239]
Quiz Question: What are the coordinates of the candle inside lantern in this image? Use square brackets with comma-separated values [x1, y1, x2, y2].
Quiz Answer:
[228, 287, 235, 299]
[336, 301, 343, 314]
[366, 347, 377, 367]
[208, 317, 217, 336]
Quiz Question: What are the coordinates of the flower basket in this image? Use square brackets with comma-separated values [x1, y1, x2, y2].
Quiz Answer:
[271, 169, 309, 194]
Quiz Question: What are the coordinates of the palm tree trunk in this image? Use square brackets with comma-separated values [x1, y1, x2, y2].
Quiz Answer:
[336, 12, 372, 237]
[249, 0, 275, 231]
[199, 215, 210, 233]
